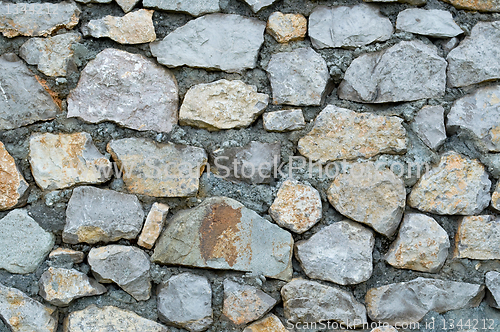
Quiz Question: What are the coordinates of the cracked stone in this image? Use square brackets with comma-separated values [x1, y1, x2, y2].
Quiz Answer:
[263, 110, 305, 132]
[440, 0, 500, 12]
[266, 12, 307, 43]
[143, 0, 219, 16]
[486, 271, 500, 309]
[243, 314, 287, 332]
[0, 141, 28, 211]
[412, 105, 447, 150]
[455, 215, 500, 260]
[138, 202, 169, 249]
[396, 9, 463, 38]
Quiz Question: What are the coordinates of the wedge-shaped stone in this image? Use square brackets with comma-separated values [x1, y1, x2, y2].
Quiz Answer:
[116, 0, 140, 12]
[396, 9, 462, 38]
[243, 315, 287, 332]
[413, 105, 447, 150]
[440, 0, 500, 12]
[486, 271, 500, 309]
[143, 0, 219, 16]
[138, 202, 169, 249]
[455, 215, 500, 260]
[242, 0, 277, 12]
[266, 12, 307, 43]
[0, 141, 28, 211]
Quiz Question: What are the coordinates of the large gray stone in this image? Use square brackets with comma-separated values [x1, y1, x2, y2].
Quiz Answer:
[0, 141, 29, 211]
[412, 105, 447, 150]
[486, 271, 500, 309]
[143, 0, 220, 16]
[454, 215, 500, 260]
[396, 9, 463, 38]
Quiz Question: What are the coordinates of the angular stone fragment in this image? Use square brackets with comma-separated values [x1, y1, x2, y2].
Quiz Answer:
[179, 79, 269, 131]
[76, 0, 111, 3]
[157, 273, 213, 332]
[68, 48, 178, 133]
[0, 142, 28, 211]
[39, 267, 107, 306]
[365, 0, 426, 3]
[150, 14, 265, 73]
[440, 0, 500, 12]
[339, 40, 447, 103]
[396, 9, 462, 38]
[492, 181, 500, 210]
[143, 0, 219, 16]
[138, 202, 169, 249]
[370, 328, 398, 332]
[408, 152, 491, 215]
[243, 315, 287, 332]
[385, 213, 450, 273]
[116, 0, 140, 13]
[266, 47, 329, 106]
[486, 271, 500, 309]
[242, 0, 277, 12]
[88, 245, 151, 301]
[413, 105, 447, 150]
[366, 277, 485, 324]
[266, 12, 306, 43]
[152, 197, 294, 281]
[447, 22, 500, 87]
[263, 110, 305, 132]
[455, 215, 500, 260]
[107, 137, 207, 197]
[298, 106, 406, 163]
[281, 278, 367, 327]
[63, 186, 145, 244]
[0, 209, 54, 274]
[309, 4, 393, 49]
[49, 248, 84, 264]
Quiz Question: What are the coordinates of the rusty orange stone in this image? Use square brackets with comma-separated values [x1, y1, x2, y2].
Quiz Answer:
[243, 314, 287, 332]
[440, 0, 500, 12]
[0, 141, 28, 211]
[266, 12, 307, 43]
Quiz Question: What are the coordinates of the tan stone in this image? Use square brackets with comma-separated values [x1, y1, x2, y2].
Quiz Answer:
[491, 181, 500, 210]
[138, 202, 169, 249]
[0, 141, 28, 211]
[243, 314, 287, 332]
[266, 12, 307, 43]
[455, 215, 500, 260]
[440, 0, 500, 12]
[49, 248, 84, 264]
[371, 328, 398, 332]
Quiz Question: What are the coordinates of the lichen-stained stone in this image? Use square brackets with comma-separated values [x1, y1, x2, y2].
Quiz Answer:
[447, 22, 500, 87]
[29, 132, 112, 190]
[67, 48, 178, 133]
[115, 0, 140, 13]
[179, 79, 269, 131]
[385, 213, 450, 273]
[408, 152, 491, 215]
[412, 105, 447, 150]
[243, 314, 287, 332]
[152, 197, 294, 281]
[263, 110, 305, 132]
[39, 267, 107, 306]
[492, 181, 500, 210]
[0, 142, 28, 211]
[62, 186, 145, 244]
[454, 215, 500, 260]
[266, 12, 307, 43]
[106, 137, 207, 197]
[327, 163, 406, 237]
[0, 1, 80, 38]
[49, 248, 84, 264]
[242, 0, 277, 12]
[143, 0, 219, 16]
[298, 106, 407, 163]
[366, 277, 485, 325]
[396, 9, 463, 38]
[150, 14, 265, 73]
[266, 47, 329, 106]
[486, 271, 500, 309]
[138, 202, 169, 249]
[309, 4, 393, 49]
[82, 9, 156, 44]
[281, 278, 367, 328]
[339, 40, 447, 103]
[269, 179, 322, 234]
[0, 283, 58, 332]
[440, 0, 500, 12]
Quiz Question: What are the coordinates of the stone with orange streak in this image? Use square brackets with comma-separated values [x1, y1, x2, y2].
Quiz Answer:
[0, 141, 28, 211]
[243, 314, 287, 332]
[138, 202, 169, 249]
[455, 215, 500, 260]
[49, 248, 84, 264]
[266, 12, 306, 43]
[440, 0, 500, 12]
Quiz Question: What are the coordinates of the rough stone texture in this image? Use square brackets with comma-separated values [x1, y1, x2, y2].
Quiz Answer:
[0, 141, 28, 211]
[440, 0, 500, 12]
[150, 14, 265, 73]
[266, 12, 307, 43]
[442, 36, 459, 53]
[0, 1, 80, 37]
[298, 106, 407, 163]
[269, 179, 322, 234]
[366, 277, 485, 324]
[0, 282, 58, 332]
[39, 267, 107, 306]
[396, 9, 463, 38]
[88, 245, 151, 301]
[327, 162, 406, 237]
[62, 186, 145, 244]
[486, 271, 500, 309]
[0, 209, 54, 274]
[179, 79, 269, 131]
[152, 196, 294, 281]
[408, 152, 491, 215]
[19, 33, 82, 77]
[365, 0, 427, 4]
[412, 105, 447, 150]
[29, 132, 112, 190]
[107, 137, 207, 197]
[0, 53, 60, 130]
[49, 248, 84, 264]
[447, 21, 500, 87]
[339, 40, 447, 103]
[262, 110, 305, 132]
[454, 215, 500, 260]
[116, 0, 140, 13]
[138, 202, 169, 249]
[308, 4, 393, 49]
[143, 0, 220, 16]
[157, 273, 213, 332]
[295, 220, 375, 285]
[281, 278, 367, 327]
[385, 213, 450, 273]
[370, 328, 398, 332]
[266, 47, 329, 106]
[63, 305, 168, 331]
[242, 0, 277, 12]
[67, 48, 178, 133]
[243, 315, 287, 332]
[76, 0, 111, 3]
[492, 181, 500, 210]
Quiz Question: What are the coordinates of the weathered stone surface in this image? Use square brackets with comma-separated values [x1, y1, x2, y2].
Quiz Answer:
[413, 105, 447, 150]
[0, 53, 60, 130]
[223, 279, 276, 325]
[366, 277, 485, 324]
[0, 1, 80, 37]
[107, 137, 207, 197]
[396, 9, 462, 38]
[138, 202, 169, 249]
[49, 248, 84, 264]
[309, 4, 393, 49]
[281, 278, 367, 327]
[492, 181, 500, 210]
[116, 0, 139, 13]
[408, 152, 491, 215]
[0, 209, 54, 274]
[298, 106, 407, 163]
[88, 245, 151, 301]
[365, 0, 426, 4]
[0, 283, 58, 332]
[76, 0, 111, 3]
[486, 271, 500, 309]
[82, 9, 156, 44]
[157, 273, 213, 332]
[242, 0, 277, 12]
[296, 220, 375, 285]
[68, 48, 178, 133]
[39, 267, 107, 306]
[447, 22, 500, 87]
[269, 179, 322, 233]
[455, 215, 500, 260]
[370, 328, 398, 332]
[64, 305, 168, 332]
[179, 79, 268, 131]
[0, 141, 28, 211]
[339, 40, 447, 103]
[63, 186, 145, 244]
[442, 36, 459, 53]
[263, 110, 305, 132]
[266, 12, 306, 43]
[243, 315, 287, 332]
[385, 213, 450, 273]
[266, 47, 329, 106]
[152, 197, 294, 281]
[150, 14, 265, 73]
[440, 0, 500, 12]
[143, 0, 219, 16]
